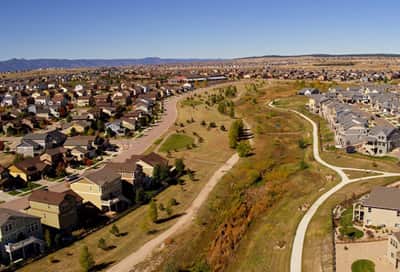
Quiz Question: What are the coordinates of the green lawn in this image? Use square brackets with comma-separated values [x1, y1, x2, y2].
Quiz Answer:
[340, 207, 353, 227]
[159, 133, 195, 152]
[351, 259, 375, 272]
[339, 226, 363, 240]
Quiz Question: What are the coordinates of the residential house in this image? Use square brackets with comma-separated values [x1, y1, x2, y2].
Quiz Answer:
[70, 168, 130, 211]
[26, 189, 82, 231]
[76, 96, 90, 107]
[353, 186, 400, 229]
[0, 208, 44, 263]
[105, 120, 126, 136]
[136, 152, 169, 177]
[387, 232, 400, 270]
[8, 157, 48, 182]
[61, 120, 91, 135]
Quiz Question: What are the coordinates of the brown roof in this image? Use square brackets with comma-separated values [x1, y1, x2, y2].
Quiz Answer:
[14, 156, 47, 173]
[363, 186, 400, 210]
[29, 189, 82, 206]
[140, 152, 168, 167]
[84, 168, 121, 186]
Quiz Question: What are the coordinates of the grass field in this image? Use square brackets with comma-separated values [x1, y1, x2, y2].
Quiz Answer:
[20, 82, 246, 272]
[135, 80, 341, 272]
[159, 133, 195, 152]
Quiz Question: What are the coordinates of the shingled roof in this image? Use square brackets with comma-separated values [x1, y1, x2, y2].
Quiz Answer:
[363, 186, 400, 210]
[29, 189, 82, 206]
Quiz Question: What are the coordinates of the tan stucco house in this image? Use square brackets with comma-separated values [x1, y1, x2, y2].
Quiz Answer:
[353, 186, 400, 229]
[26, 189, 82, 231]
[70, 168, 130, 212]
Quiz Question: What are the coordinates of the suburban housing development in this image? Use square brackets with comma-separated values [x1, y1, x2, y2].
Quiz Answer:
[307, 85, 400, 156]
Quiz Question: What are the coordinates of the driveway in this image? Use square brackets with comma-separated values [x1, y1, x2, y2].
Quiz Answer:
[336, 240, 395, 272]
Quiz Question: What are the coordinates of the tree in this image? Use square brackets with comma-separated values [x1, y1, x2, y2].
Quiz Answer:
[66, 115, 72, 123]
[110, 224, 120, 237]
[79, 246, 95, 272]
[55, 162, 66, 177]
[98, 238, 107, 250]
[228, 120, 243, 148]
[44, 229, 52, 249]
[70, 127, 78, 137]
[236, 142, 252, 157]
[158, 203, 165, 211]
[152, 164, 161, 182]
[148, 199, 158, 223]
[135, 187, 146, 204]
[174, 158, 185, 176]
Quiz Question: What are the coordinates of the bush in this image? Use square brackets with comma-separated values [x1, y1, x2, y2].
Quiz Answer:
[97, 238, 107, 250]
[209, 122, 217, 128]
[110, 224, 120, 237]
[169, 198, 178, 206]
[236, 142, 252, 157]
[148, 199, 158, 222]
[298, 139, 308, 149]
[79, 246, 95, 272]
[220, 125, 226, 131]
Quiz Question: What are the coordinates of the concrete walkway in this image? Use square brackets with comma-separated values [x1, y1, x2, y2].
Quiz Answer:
[268, 101, 400, 272]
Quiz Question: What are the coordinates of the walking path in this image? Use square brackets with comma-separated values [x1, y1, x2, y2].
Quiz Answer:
[268, 101, 400, 272]
[108, 101, 254, 272]
[107, 153, 240, 272]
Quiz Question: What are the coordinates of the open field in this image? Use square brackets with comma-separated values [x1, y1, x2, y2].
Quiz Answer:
[159, 133, 195, 153]
[134, 80, 342, 272]
[20, 83, 246, 272]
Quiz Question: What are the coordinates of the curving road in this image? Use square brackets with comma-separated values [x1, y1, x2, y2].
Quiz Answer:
[268, 101, 400, 272]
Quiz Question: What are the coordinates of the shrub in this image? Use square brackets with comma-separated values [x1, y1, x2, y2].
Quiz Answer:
[79, 246, 95, 272]
[169, 198, 178, 206]
[236, 142, 252, 157]
[97, 238, 107, 250]
[110, 224, 120, 237]
[148, 199, 158, 222]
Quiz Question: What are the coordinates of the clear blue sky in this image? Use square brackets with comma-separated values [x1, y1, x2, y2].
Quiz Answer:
[1, 0, 400, 60]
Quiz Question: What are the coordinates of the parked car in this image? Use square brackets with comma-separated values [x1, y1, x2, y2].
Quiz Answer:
[65, 174, 80, 182]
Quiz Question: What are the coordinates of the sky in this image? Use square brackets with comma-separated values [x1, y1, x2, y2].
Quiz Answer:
[1, 0, 400, 60]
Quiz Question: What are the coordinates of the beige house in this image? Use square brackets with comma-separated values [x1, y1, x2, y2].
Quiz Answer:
[70, 168, 129, 211]
[353, 186, 400, 229]
[136, 152, 169, 177]
[26, 189, 82, 231]
[388, 232, 400, 270]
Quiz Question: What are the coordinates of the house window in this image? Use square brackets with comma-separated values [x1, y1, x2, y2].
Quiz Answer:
[368, 207, 371, 212]
[397, 211, 400, 217]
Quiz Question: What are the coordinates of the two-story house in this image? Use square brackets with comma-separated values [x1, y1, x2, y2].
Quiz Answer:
[26, 189, 82, 231]
[70, 168, 130, 212]
[353, 186, 400, 229]
[0, 208, 44, 263]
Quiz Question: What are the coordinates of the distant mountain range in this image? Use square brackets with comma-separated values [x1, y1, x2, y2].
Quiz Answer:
[2, 54, 400, 73]
[0, 57, 221, 72]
